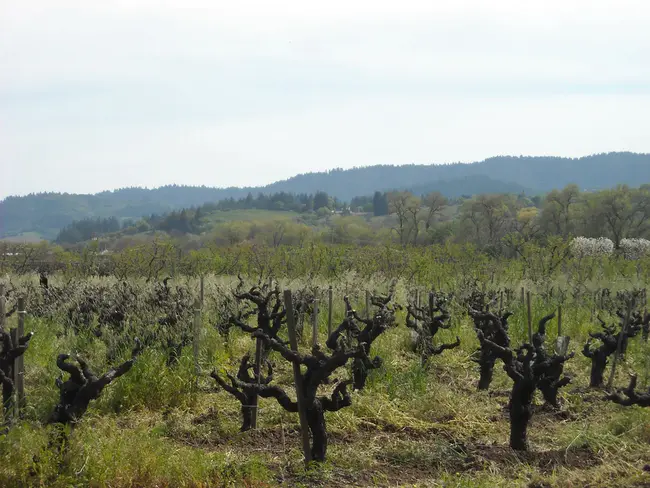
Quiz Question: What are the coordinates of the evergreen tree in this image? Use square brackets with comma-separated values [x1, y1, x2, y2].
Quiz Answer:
[314, 191, 329, 211]
[373, 191, 389, 216]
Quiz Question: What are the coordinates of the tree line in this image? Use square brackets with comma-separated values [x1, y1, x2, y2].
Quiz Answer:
[55, 191, 346, 244]
[53, 184, 650, 253]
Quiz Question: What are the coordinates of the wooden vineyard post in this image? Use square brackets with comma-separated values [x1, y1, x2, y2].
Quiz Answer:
[526, 291, 533, 343]
[643, 288, 648, 343]
[200, 276, 205, 308]
[413, 290, 419, 328]
[9, 325, 18, 400]
[591, 292, 596, 322]
[520, 287, 525, 306]
[642, 288, 650, 389]
[0, 285, 8, 422]
[365, 290, 371, 320]
[327, 286, 333, 336]
[428, 292, 435, 320]
[251, 281, 271, 430]
[15, 296, 26, 415]
[284, 290, 312, 463]
[607, 300, 634, 389]
[193, 299, 201, 376]
[600, 289, 604, 310]
[0, 284, 4, 330]
[644, 304, 650, 387]
[499, 291, 504, 315]
[250, 327, 265, 430]
[250, 336, 263, 430]
[555, 305, 570, 356]
[312, 299, 320, 347]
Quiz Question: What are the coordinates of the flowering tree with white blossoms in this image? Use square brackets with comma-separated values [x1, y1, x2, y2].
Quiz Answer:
[570, 237, 615, 258]
[620, 238, 650, 260]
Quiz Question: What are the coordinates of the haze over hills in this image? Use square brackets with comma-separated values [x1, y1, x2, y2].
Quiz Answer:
[1, 152, 648, 240]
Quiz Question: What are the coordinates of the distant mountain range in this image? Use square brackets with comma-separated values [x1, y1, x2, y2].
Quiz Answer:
[1, 152, 648, 240]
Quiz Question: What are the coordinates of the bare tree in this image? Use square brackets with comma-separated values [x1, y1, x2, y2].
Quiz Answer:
[475, 194, 509, 247]
[588, 185, 650, 248]
[541, 184, 580, 237]
[422, 192, 448, 232]
[388, 192, 420, 246]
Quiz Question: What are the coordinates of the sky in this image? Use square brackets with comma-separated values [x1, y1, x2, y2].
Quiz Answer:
[1, 0, 649, 198]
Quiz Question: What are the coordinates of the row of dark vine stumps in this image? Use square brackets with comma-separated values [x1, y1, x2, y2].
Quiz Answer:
[1, 279, 650, 464]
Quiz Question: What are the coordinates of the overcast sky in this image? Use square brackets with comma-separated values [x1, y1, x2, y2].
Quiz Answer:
[1, 1, 649, 198]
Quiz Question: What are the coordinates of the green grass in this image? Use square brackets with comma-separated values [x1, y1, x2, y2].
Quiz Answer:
[1, 274, 650, 487]
[0, 232, 47, 243]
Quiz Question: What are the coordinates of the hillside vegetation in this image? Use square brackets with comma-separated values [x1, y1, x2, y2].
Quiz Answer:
[41, 183, 650, 258]
[2, 152, 648, 240]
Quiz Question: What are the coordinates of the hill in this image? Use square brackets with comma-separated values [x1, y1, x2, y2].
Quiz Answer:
[263, 152, 650, 198]
[1, 152, 648, 240]
[405, 174, 531, 198]
[0, 186, 250, 241]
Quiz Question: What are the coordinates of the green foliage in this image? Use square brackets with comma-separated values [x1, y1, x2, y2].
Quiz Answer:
[46, 184, 647, 253]
[99, 348, 200, 412]
[313, 191, 329, 211]
[5, 152, 650, 240]
[372, 191, 389, 216]
[0, 262, 649, 486]
[56, 217, 121, 244]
